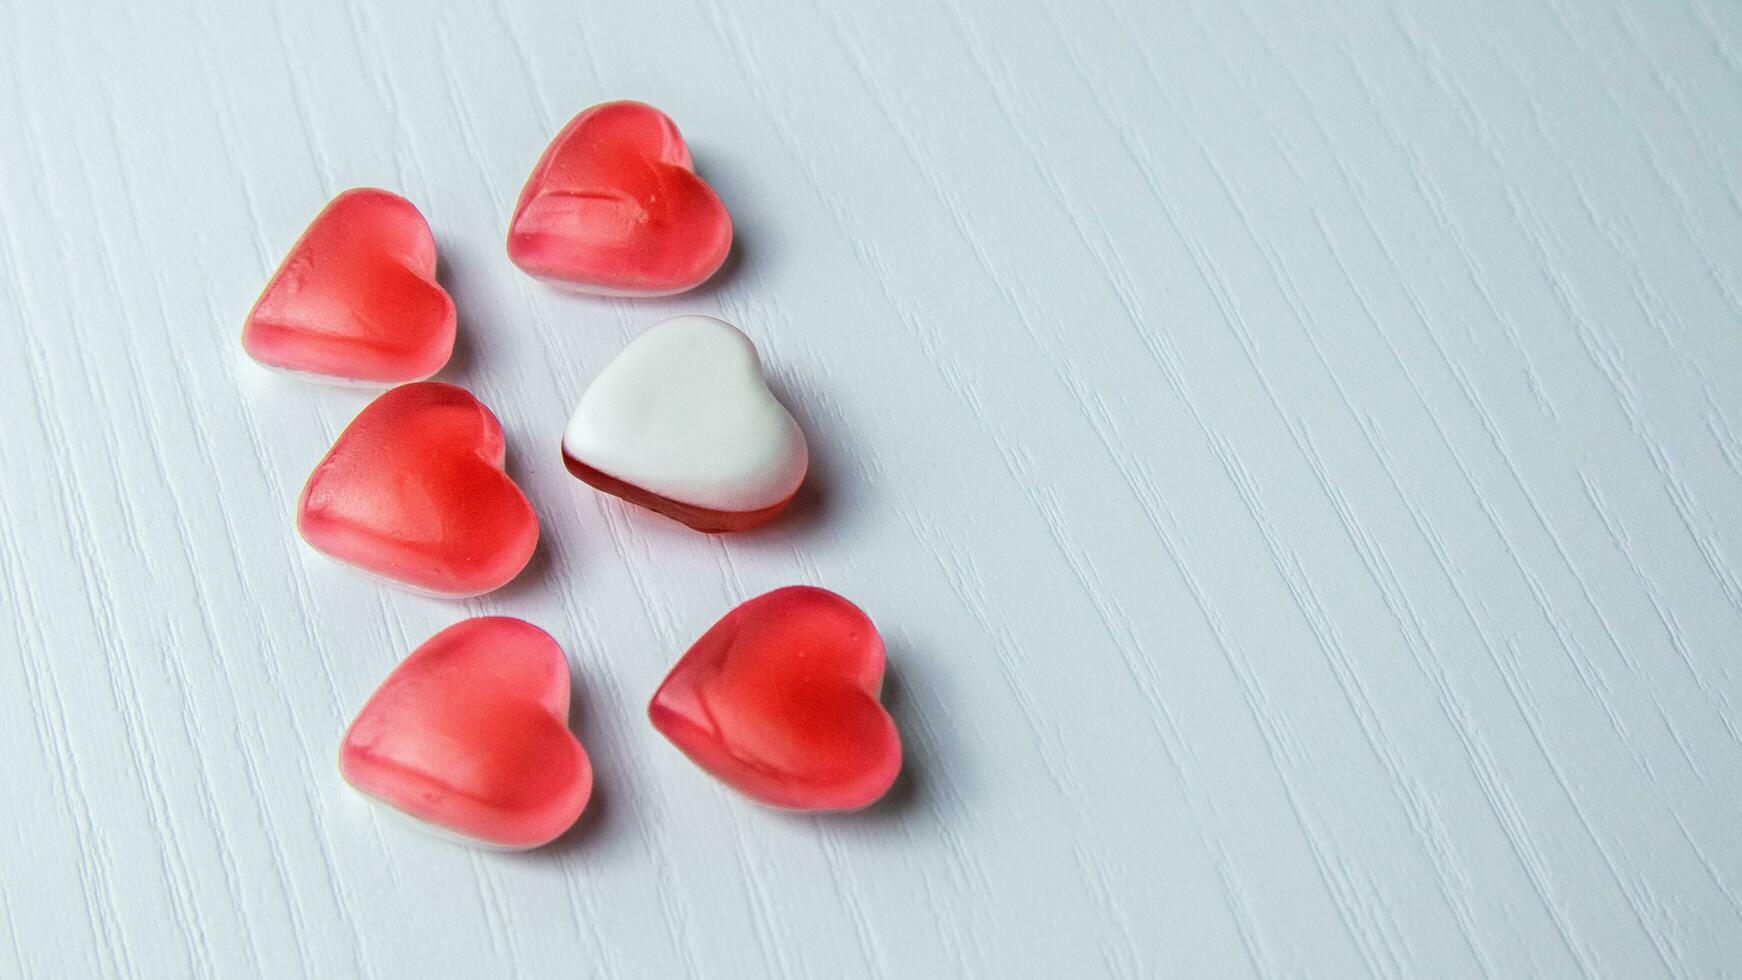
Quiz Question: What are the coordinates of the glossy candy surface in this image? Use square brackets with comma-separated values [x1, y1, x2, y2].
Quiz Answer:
[562, 315, 808, 532]
[298, 382, 538, 597]
[507, 101, 733, 295]
[340, 617, 592, 849]
[650, 586, 901, 811]
[243, 188, 455, 384]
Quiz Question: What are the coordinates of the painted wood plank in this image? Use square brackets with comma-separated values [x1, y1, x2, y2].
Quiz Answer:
[0, 0, 1738, 975]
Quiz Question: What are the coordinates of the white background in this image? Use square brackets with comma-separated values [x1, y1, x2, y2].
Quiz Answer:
[3, 0, 1740, 976]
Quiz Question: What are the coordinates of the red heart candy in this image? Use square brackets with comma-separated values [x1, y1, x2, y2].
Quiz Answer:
[243, 188, 455, 384]
[650, 586, 901, 811]
[340, 617, 592, 849]
[297, 382, 538, 597]
[507, 101, 733, 296]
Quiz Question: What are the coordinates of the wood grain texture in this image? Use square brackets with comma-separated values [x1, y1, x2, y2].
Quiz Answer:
[1, 0, 1739, 975]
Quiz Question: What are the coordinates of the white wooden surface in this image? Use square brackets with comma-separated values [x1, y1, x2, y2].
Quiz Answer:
[2, 0, 1740, 975]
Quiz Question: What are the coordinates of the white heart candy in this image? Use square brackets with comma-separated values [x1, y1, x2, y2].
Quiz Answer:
[561, 315, 808, 527]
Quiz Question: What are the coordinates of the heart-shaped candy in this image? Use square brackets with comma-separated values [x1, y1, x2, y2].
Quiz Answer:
[561, 315, 808, 532]
[507, 101, 733, 295]
[650, 586, 901, 810]
[340, 617, 592, 849]
[298, 382, 538, 597]
[243, 188, 456, 384]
